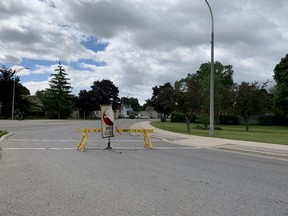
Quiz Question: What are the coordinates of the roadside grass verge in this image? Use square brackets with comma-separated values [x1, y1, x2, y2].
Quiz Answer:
[150, 121, 288, 145]
[0, 130, 8, 138]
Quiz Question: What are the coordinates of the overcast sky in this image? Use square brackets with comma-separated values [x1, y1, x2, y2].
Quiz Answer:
[1, 0, 287, 104]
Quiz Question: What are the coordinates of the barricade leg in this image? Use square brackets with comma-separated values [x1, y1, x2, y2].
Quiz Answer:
[77, 129, 89, 152]
[143, 129, 153, 149]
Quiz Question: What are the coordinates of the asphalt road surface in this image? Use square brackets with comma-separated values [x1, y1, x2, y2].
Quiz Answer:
[0, 119, 287, 216]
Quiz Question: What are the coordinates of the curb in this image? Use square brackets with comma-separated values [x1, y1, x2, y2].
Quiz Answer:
[132, 121, 288, 160]
[0, 133, 12, 143]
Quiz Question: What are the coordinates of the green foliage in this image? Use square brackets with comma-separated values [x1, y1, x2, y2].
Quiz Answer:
[0, 65, 30, 118]
[273, 53, 288, 114]
[25, 95, 44, 115]
[170, 112, 186, 122]
[129, 114, 135, 119]
[149, 82, 175, 116]
[174, 74, 203, 132]
[196, 113, 209, 127]
[193, 62, 236, 124]
[219, 115, 239, 125]
[43, 63, 73, 119]
[121, 97, 141, 112]
[0, 130, 8, 137]
[258, 114, 288, 126]
[234, 82, 269, 131]
[75, 90, 93, 112]
[75, 79, 120, 117]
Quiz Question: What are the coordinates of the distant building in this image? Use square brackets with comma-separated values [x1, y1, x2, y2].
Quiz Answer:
[138, 106, 161, 119]
[117, 104, 135, 118]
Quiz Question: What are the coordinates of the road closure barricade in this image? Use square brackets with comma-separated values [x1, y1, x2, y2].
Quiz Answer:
[76, 128, 154, 152]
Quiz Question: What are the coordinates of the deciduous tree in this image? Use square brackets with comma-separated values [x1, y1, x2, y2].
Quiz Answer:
[75, 79, 120, 118]
[89, 79, 120, 110]
[150, 82, 175, 119]
[174, 74, 203, 132]
[194, 62, 235, 124]
[273, 53, 288, 114]
[0, 65, 30, 118]
[234, 82, 268, 131]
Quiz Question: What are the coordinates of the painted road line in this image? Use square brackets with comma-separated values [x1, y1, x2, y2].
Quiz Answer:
[1, 146, 201, 150]
[6, 139, 161, 142]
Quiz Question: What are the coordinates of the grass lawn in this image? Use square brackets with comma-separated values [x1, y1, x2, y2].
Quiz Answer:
[150, 121, 288, 145]
[0, 130, 8, 138]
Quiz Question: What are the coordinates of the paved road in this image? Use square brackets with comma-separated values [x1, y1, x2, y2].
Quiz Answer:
[0, 120, 287, 216]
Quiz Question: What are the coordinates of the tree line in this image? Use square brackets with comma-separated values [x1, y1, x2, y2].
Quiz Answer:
[0, 62, 138, 119]
[146, 54, 288, 131]
[0, 54, 288, 129]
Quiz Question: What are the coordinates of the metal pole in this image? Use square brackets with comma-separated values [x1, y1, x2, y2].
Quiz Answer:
[11, 77, 16, 120]
[11, 67, 29, 120]
[204, 0, 214, 136]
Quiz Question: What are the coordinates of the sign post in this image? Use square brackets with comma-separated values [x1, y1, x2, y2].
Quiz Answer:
[100, 104, 114, 149]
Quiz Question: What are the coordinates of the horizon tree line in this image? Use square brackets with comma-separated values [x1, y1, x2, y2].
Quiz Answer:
[0, 54, 287, 129]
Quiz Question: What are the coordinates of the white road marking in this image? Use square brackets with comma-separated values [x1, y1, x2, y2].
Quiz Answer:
[7, 139, 161, 142]
[1, 146, 201, 150]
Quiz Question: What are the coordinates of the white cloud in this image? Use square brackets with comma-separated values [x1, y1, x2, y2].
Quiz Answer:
[1, 0, 287, 104]
[23, 80, 49, 95]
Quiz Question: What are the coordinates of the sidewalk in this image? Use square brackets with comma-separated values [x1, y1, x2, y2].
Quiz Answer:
[132, 121, 288, 160]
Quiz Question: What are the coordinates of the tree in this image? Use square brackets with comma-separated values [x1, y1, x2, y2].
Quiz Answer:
[75, 90, 94, 118]
[174, 74, 203, 133]
[273, 53, 288, 114]
[128, 97, 140, 112]
[234, 82, 268, 131]
[75, 79, 120, 117]
[194, 62, 235, 124]
[149, 82, 176, 119]
[24, 95, 45, 117]
[43, 62, 73, 119]
[121, 97, 141, 112]
[0, 65, 30, 118]
[89, 79, 120, 110]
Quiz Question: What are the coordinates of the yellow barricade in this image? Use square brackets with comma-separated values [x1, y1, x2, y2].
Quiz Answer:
[76, 128, 153, 152]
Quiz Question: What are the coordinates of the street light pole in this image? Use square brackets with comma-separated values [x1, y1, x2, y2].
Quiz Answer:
[204, 0, 214, 136]
[11, 67, 29, 120]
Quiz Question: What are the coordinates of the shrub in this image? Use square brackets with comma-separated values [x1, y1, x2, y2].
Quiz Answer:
[219, 115, 239, 125]
[258, 114, 288, 126]
[170, 112, 186, 122]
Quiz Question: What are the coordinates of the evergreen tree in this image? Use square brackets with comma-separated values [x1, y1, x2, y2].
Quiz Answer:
[43, 62, 73, 119]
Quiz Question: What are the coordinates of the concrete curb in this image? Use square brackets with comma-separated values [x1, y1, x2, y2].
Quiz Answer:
[132, 121, 288, 160]
[0, 133, 12, 143]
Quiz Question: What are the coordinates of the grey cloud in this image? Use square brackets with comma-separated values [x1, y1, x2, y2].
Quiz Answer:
[66, 0, 147, 38]
[1, 0, 287, 104]
[0, 27, 41, 44]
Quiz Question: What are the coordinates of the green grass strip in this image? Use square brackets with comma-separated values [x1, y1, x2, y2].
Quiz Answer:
[150, 121, 288, 145]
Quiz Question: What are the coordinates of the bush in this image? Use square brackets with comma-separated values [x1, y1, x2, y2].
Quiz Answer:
[197, 113, 209, 127]
[193, 125, 222, 130]
[170, 112, 186, 122]
[219, 115, 239, 125]
[129, 115, 135, 119]
[258, 114, 288, 126]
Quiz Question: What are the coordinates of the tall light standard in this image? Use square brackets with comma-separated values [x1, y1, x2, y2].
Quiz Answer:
[11, 67, 29, 120]
[204, 0, 214, 136]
